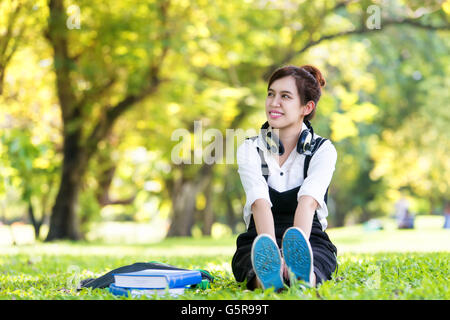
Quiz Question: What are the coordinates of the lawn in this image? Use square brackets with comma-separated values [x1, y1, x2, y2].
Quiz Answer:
[0, 215, 449, 300]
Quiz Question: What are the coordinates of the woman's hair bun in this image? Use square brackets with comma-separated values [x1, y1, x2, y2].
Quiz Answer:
[300, 65, 326, 88]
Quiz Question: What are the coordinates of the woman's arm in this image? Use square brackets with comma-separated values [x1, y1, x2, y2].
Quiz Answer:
[237, 139, 273, 230]
[251, 198, 276, 240]
[293, 195, 318, 238]
[296, 140, 337, 236]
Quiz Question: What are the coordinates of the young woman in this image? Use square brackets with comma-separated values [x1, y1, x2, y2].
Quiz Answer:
[231, 65, 338, 290]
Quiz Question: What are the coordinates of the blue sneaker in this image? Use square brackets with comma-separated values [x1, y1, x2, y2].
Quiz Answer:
[282, 227, 314, 284]
[251, 234, 284, 291]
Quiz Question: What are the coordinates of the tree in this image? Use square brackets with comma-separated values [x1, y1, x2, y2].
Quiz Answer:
[44, 0, 173, 240]
[0, 0, 27, 94]
[1, 128, 59, 239]
[3, 0, 448, 240]
[163, 0, 450, 232]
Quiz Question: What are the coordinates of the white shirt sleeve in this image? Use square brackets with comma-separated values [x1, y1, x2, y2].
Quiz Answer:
[237, 139, 273, 228]
[297, 140, 337, 210]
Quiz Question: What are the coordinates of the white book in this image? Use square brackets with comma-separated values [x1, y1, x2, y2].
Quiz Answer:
[109, 283, 186, 298]
[112, 268, 202, 289]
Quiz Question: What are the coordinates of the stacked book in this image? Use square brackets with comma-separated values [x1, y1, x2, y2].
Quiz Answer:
[108, 269, 203, 298]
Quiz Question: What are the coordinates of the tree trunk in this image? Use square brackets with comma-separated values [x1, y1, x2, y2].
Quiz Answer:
[95, 155, 136, 207]
[27, 200, 42, 240]
[167, 181, 197, 237]
[45, 164, 83, 240]
[167, 164, 213, 237]
[225, 191, 237, 234]
[0, 201, 5, 224]
[334, 206, 347, 227]
[45, 130, 87, 241]
[201, 177, 214, 236]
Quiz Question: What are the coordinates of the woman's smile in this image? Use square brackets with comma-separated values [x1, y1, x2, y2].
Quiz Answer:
[268, 110, 284, 119]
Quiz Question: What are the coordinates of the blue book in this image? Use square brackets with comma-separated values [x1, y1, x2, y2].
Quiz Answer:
[112, 269, 202, 289]
[108, 283, 186, 298]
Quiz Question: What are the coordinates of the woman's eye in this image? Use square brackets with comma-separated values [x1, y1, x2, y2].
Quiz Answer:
[267, 92, 290, 99]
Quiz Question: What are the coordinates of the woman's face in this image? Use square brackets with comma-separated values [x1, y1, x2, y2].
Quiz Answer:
[265, 76, 305, 130]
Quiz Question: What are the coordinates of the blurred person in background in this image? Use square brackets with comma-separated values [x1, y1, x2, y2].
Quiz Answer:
[395, 193, 414, 229]
[443, 201, 450, 229]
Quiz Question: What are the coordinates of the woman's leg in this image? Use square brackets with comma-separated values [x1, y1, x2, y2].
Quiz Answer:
[309, 238, 337, 285]
[249, 276, 262, 289]
[309, 214, 338, 285]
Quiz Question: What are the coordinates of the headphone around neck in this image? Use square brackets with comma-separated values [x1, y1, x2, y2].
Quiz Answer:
[261, 120, 316, 156]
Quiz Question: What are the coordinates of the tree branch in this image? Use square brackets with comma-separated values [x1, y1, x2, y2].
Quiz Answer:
[0, 1, 25, 94]
[0, 1, 23, 58]
[386, 18, 450, 31]
[99, 194, 137, 207]
[74, 76, 117, 113]
[79, 1, 173, 159]
[264, 16, 450, 80]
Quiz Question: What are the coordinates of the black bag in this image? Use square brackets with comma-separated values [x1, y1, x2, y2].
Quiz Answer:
[78, 261, 214, 290]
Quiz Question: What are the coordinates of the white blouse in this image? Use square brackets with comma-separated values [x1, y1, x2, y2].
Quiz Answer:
[236, 122, 337, 231]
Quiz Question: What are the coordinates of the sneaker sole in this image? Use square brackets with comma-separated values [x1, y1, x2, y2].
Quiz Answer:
[282, 227, 313, 284]
[251, 234, 284, 291]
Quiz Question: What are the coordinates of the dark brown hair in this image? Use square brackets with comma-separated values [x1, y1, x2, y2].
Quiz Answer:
[267, 64, 326, 121]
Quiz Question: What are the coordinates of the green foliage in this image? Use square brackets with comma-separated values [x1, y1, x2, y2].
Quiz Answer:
[0, 128, 60, 227]
[0, 0, 449, 236]
[1, 128, 59, 198]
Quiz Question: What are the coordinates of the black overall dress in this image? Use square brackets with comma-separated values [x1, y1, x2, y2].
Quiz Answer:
[231, 137, 338, 289]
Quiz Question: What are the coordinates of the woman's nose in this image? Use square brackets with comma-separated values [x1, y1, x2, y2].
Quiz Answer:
[271, 95, 282, 107]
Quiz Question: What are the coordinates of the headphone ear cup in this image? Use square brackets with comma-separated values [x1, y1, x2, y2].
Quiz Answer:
[297, 129, 313, 154]
[261, 122, 285, 156]
[267, 131, 285, 155]
[277, 138, 285, 155]
[266, 132, 278, 154]
[261, 121, 270, 130]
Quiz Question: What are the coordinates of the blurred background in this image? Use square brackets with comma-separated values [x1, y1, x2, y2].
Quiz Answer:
[0, 0, 449, 246]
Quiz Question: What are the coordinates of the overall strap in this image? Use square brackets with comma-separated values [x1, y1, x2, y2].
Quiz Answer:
[246, 136, 269, 182]
[256, 146, 269, 182]
[248, 136, 329, 189]
[303, 137, 328, 179]
[303, 137, 329, 204]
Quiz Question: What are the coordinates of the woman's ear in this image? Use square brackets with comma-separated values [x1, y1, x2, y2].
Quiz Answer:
[303, 101, 315, 116]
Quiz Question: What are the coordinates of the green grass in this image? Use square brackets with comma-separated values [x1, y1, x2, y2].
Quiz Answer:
[0, 215, 449, 300]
